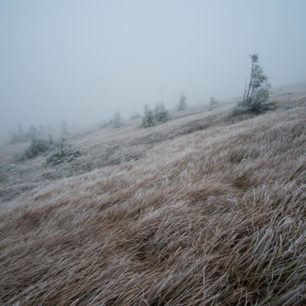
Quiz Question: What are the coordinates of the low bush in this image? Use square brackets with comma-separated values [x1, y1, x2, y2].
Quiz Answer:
[19, 138, 52, 161]
[232, 91, 275, 115]
[46, 150, 81, 166]
[46, 138, 81, 166]
[18, 137, 81, 166]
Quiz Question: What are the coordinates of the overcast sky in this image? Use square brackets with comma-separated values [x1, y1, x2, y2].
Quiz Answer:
[1, 0, 306, 136]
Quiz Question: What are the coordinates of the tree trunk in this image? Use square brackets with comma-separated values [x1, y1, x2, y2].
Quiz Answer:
[246, 62, 254, 99]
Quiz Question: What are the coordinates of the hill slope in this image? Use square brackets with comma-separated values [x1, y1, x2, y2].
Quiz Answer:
[0, 92, 305, 305]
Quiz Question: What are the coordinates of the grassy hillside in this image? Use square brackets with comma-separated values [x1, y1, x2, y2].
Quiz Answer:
[0, 90, 305, 305]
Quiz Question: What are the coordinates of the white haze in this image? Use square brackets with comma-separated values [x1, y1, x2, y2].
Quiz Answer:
[1, 0, 306, 137]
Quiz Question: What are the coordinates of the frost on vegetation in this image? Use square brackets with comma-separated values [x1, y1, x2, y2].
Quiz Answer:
[46, 138, 81, 166]
[232, 54, 275, 116]
[0, 95, 306, 305]
[141, 103, 171, 128]
[18, 138, 53, 161]
[0, 166, 8, 183]
[18, 137, 81, 166]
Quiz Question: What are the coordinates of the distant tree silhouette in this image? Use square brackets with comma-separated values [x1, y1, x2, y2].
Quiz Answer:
[154, 103, 170, 123]
[29, 125, 38, 140]
[142, 105, 155, 127]
[61, 120, 68, 136]
[209, 97, 218, 111]
[177, 92, 187, 111]
[111, 112, 123, 128]
[141, 103, 170, 128]
[130, 112, 141, 120]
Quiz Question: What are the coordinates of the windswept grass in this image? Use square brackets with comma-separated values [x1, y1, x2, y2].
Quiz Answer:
[0, 92, 305, 305]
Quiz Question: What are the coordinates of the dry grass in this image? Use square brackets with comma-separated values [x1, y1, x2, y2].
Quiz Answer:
[0, 92, 305, 305]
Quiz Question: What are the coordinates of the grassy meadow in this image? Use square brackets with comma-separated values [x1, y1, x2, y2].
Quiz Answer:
[0, 89, 305, 305]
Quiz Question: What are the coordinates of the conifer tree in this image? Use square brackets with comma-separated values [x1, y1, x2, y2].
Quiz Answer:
[209, 97, 218, 111]
[177, 92, 187, 111]
[233, 54, 273, 115]
[142, 105, 155, 127]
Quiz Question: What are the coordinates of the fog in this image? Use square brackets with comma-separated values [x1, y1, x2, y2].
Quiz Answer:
[1, 0, 306, 137]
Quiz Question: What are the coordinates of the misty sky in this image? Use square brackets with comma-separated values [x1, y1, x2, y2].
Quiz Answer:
[1, 0, 306, 136]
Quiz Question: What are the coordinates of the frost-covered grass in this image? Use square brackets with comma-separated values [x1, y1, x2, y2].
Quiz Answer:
[0, 91, 305, 305]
